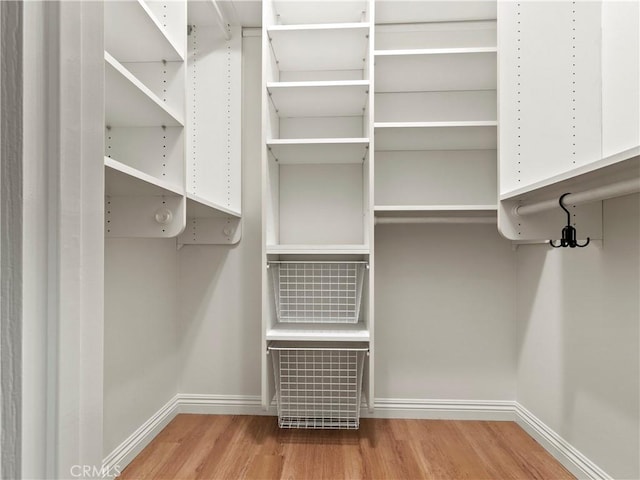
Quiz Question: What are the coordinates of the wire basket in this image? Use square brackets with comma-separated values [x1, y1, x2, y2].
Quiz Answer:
[269, 342, 367, 429]
[269, 262, 366, 324]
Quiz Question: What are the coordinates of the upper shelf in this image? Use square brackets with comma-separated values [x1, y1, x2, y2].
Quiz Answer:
[104, 0, 183, 63]
[267, 81, 369, 117]
[268, 23, 370, 72]
[105, 52, 184, 127]
[375, 48, 497, 93]
[375, 121, 497, 151]
[272, 0, 368, 25]
[500, 146, 640, 202]
[105, 157, 183, 197]
[267, 138, 369, 164]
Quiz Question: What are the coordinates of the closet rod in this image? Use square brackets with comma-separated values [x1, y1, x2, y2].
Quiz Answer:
[375, 217, 496, 225]
[211, 0, 231, 40]
[515, 178, 640, 216]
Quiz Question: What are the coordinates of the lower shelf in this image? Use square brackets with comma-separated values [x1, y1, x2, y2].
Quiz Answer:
[266, 323, 370, 342]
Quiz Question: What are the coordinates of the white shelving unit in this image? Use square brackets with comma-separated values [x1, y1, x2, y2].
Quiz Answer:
[262, 0, 375, 426]
[104, 0, 242, 243]
[373, 15, 498, 219]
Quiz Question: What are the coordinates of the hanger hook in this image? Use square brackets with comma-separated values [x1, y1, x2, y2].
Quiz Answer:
[558, 192, 572, 226]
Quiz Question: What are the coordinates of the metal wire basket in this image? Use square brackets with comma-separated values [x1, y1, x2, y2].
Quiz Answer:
[269, 342, 367, 429]
[269, 261, 366, 324]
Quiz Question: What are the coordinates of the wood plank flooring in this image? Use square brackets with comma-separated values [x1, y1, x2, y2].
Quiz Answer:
[119, 415, 575, 480]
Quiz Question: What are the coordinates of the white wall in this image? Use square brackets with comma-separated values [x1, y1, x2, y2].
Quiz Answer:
[177, 33, 262, 396]
[516, 194, 640, 479]
[103, 239, 179, 455]
[375, 224, 517, 400]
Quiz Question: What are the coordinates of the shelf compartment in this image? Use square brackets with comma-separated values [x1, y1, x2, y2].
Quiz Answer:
[375, 122, 497, 151]
[375, 90, 497, 123]
[268, 23, 370, 72]
[267, 245, 370, 255]
[267, 138, 369, 164]
[375, 49, 497, 93]
[104, 157, 183, 197]
[105, 52, 184, 127]
[104, 0, 183, 63]
[272, 1, 368, 25]
[267, 81, 369, 117]
[269, 261, 366, 324]
[266, 323, 370, 342]
[375, 149, 497, 206]
[269, 342, 367, 429]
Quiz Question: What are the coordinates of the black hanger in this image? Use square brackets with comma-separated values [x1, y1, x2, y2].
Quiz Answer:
[549, 193, 590, 248]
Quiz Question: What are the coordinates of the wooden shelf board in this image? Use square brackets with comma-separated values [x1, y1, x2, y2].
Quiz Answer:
[267, 244, 370, 255]
[375, 205, 498, 218]
[186, 193, 241, 218]
[272, 1, 368, 25]
[105, 157, 183, 197]
[266, 323, 370, 342]
[105, 0, 183, 63]
[105, 52, 184, 127]
[267, 81, 369, 117]
[267, 138, 369, 164]
[500, 146, 640, 202]
[375, 50, 496, 93]
[268, 23, 369, 71]
[375, 122, 497, 151]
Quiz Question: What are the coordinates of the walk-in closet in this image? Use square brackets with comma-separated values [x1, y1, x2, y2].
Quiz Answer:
[5, 0, 639, 479]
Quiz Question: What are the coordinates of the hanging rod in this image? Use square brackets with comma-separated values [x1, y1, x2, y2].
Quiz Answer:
[515, 178, 640, 217]
[211, 0, 231, 40]
[375, 217, 496, 225]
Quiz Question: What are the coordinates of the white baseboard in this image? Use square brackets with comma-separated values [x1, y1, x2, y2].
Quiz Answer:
[102, 395, 611, 480]
[514, 403, 612, 480]
[176, 393, 272, 415]
[102, 395, 179, 474]
[365, 398, 516, 420]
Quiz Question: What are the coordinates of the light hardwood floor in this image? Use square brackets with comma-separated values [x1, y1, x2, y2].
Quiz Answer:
[119, 414, 575, 479]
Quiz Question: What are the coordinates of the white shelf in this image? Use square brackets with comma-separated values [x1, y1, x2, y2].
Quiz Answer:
[267, 138, 369, 164]
[266, 323, 370, 342]
[375, 121, 497, 151]
[375, 205, 498, 217]
[268, 23, 369, 72]
[186, 193, 241, 218]
[267, 244, 370, 255]
[375, 48, 496, 93]
[104, 157, 183, 197]
[500, 146, 640, 202]
[105, 52, 184, 127]
[272, 1, 368, 25]
[104, 0, 183, 63]
[267, 81, 369, 117]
